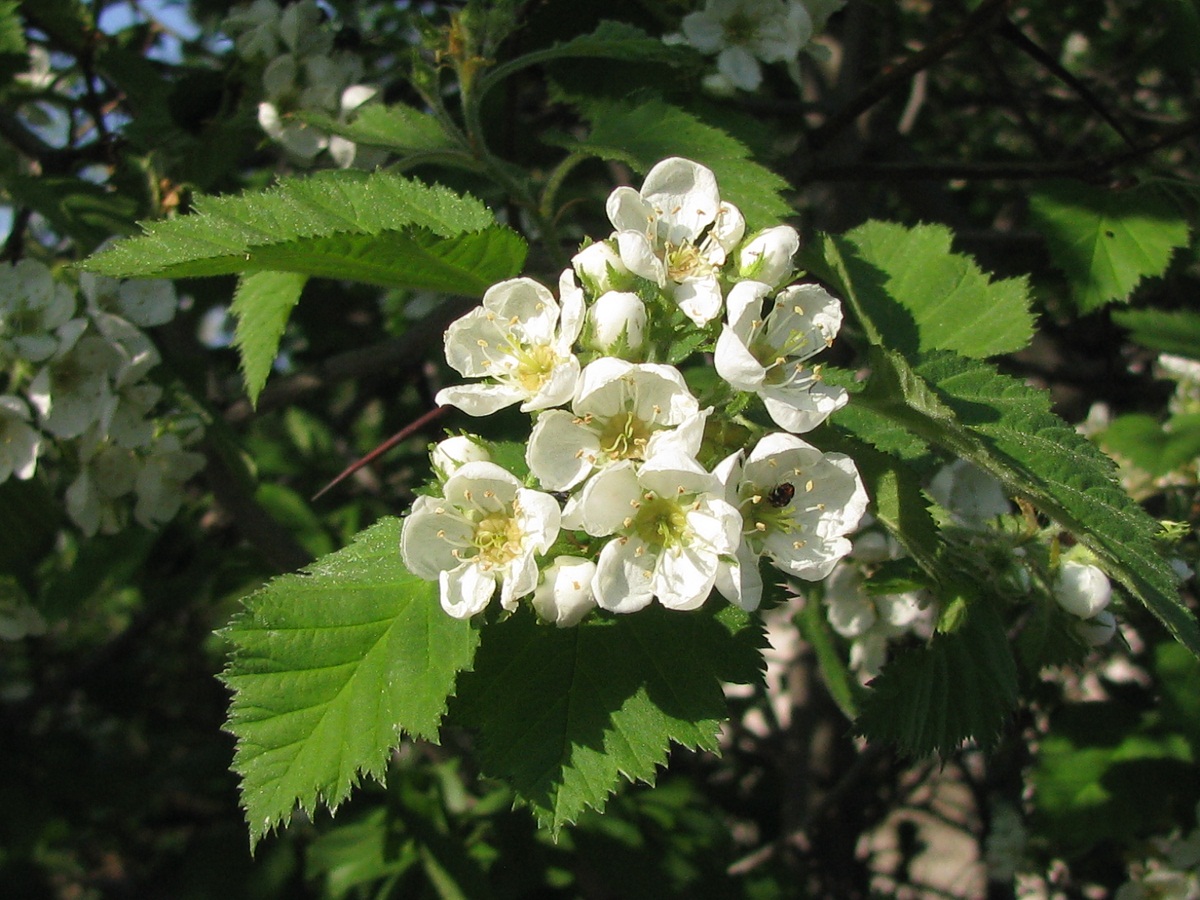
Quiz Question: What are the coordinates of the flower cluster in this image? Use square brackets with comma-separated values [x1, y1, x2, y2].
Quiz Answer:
[669, 0, 846, 93]
[0, 259, 204, 535]
[402, 157, 868, 623]
[222, 0, 383, 168]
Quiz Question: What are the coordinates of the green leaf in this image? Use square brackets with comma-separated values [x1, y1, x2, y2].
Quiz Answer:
[1112, 307, 1200, 359]
[0, 1, 26, 81]
[221, 518, 479, 849]
[80, 170, 526, 295]
[559, 98, 793, 230]
[1101, 413, 1200, 478]
[231, 271, 307, 407]
[804, 223, 1034, 358]
[480, 21, 691, 96]
[1028, 180, 1190, 312]
[855, 596, 1018, 755]
[4, 174, 140, 251]
[859, 348, 1200, 658]
[796, 596, 864, 721]
[451, 605, 763, 832]
[301, 102, 459, 155]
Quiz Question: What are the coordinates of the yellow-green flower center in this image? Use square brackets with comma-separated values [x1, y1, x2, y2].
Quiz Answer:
[597, 412, 655, 461]
[472, 511, 523, 567]
[665, 242, 706, 283]
[514, 343, 559, 394]
[632, 493, 690, 548]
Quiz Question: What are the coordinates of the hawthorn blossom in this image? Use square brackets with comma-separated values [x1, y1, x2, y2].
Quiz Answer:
[606, 157, 745, 325]
[400, 461, 561, 618]
[715, 280, 848, 432]
[0, 395, 42, 482]
[526, 358, 707, 492]
[80, 273, 178, 328]
[0, 259, 79, 363]
[430, 434, 491, 480]
[436, 273, 584, 416]
[928, 458, 1011, 526]
[132, 435, 206, 529]
[565, 453, 742, 613]
[531, 556, 598, 627]
[584, 291, 647, 356]
[736, 226, 800, 288]
[572, 240, 633, 296]
[1054, 560, 1112, 619]
[713, 432, 867, 610]
[680, 0, 813, 92]
[824, 560, 931, 678]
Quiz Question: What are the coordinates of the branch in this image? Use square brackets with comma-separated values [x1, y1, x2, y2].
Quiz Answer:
[807, 0, 1013, 150]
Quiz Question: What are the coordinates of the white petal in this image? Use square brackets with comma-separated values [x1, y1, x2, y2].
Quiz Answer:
[515, 487, 562, 553]
[739, 226, 800, 286]
[522, 356, 579, 411]
[532, 556, 598, 627]
[1055, 562, 1112, 618]
[763, 382, 848, 433]
[593, 536, 656, 613]
[527, 409, 600, 491]
[715, 324, 766, 390]
[557, 268, 586, 346]
[440, 563, 496, 618]
[443, 461, 520, 513]
[652, 542, 718, 610]
[640, 157, 721, 242]
[607, 186, 655, 235]
[436, 382, 526, 416]
[671, 276, 724, 325]
[717, 46, 763, 91]
[615, 231, 665, 284]
[681, 10, 725, 53]
[576, 461, 642, 536]
[401, 496, 475, 580]
[715, 541, 764, 611]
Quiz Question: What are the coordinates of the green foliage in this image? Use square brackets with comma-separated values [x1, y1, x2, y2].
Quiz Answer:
[805, 222, 1034, 358]
[854, 596, 1019, 755]
[303, 103, 459, 156]
[1102, 413, 1200, 477]
[1112, 307, 1200, 358]
[559, 98, 793, 229]
[3, 173, 139, 251]
[231, 271, 308, 407]
[452, 605, 764, 832]
[80, 170, 527, 295]
[1029, 180, 1191, 313]
[221, 518, 479, 849]
[0, 1, 26, 81]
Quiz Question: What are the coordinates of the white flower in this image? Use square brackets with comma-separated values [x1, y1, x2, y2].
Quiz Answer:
[713, 432, 868, 610]
[568, 453, 742, 613]
[436, 273, 584, 416]
[715, 280, 848, 432]
[928, 458, 1011, 525]
[1054, 560, 1112, 619]
[0, 395, 42, 482]
[606, 157, 745, 325]
[737, 226, 800, 287]
[0, 259, 79, 363]
[823, 560, 931, 678]
[133, 435, 205, 529]
[65, 439, 139, 535]
[400, 461, 561, 619]
[531, 556, 598, 627]
[1075, 609, 1117, 646]
[223, 0, 287, 60]
[571, 240, 633, 296]
[80, 273, 178, 327]
[27, 335, 121, 439]
[526, 358, 707, 492]
[0, 593, 47, 641]
[584, 291, 647, 356]
[430, 435, 491, 480]
[681, 0, 813, 91]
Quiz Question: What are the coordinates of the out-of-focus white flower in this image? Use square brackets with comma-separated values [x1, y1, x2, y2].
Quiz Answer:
[0, 259, 79, 363]
[715, 280, 847, 432]
[80, 273, 178, 328]
[737, 226, 799, 288]
[584, 291, 647, 356]
[572, 241, 633, 296]
[436, 273, 585, 416]
[400, 461, 561, 618]
[1054, 560, 1112, 619]
[928, 458, 1011, 525]
[430, 435, 491, 480]
[531, 556, 598, 627]
[1075, 609, 1117, 646]
[526, 358, 706, 492]
[824, 559, 930, 679]
[0, 591, 47, 641]
[0, 395, 42, 482]
[65, 439, 140, 536]
[1158, 354, 1200, 417]
[27, 335, 120, 439]
[567, 453, 742, 613]
[1115, 867, 1199, 900]
[680, 0, 813, 91]
[606, 157, 744, 325]
[712, 432, 867, 610]
[133, 435, 205, 529]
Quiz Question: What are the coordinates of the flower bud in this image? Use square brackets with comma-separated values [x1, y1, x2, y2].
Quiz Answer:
[532, 556, 597, 627]
[1054, 560, 1112, 619]
[585, 291, 646, 356]
[430, 435, 490, 480]
[738, 226, 799, 287]
[1074, 609, 1117, 646]
[572, 241, 632, 295]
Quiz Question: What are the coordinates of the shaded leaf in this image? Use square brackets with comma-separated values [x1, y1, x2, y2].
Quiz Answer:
[221, 518, 479, 848]
[1113, 307, 1200, 359]
[1029, 180, 1190, 312]
[301, 102, 458, 155]
[1101, 413, 1200, 478]
[452, 605, 763, 832]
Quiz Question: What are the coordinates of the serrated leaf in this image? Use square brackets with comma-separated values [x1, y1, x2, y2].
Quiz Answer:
[232, 271, 307, 406]
[855, 596, 1018, 755]
[1112, 307, 1200, 359]
[558, 99, 792, 230]
[805, 223, 1034, 358]
[80, 170, 526, 295]
[480, 21, 691, 94]
[1101, 413, 1200, 478]
[221, 518, 479, 849]
[1029, 180, 1190, 312]
[300, 102, 458, 155]
[859, 348, 1200, 658]
[451, 605, 763, 832]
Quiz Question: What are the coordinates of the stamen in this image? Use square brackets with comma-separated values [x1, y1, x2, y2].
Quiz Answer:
[755, 522, 767, 531]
